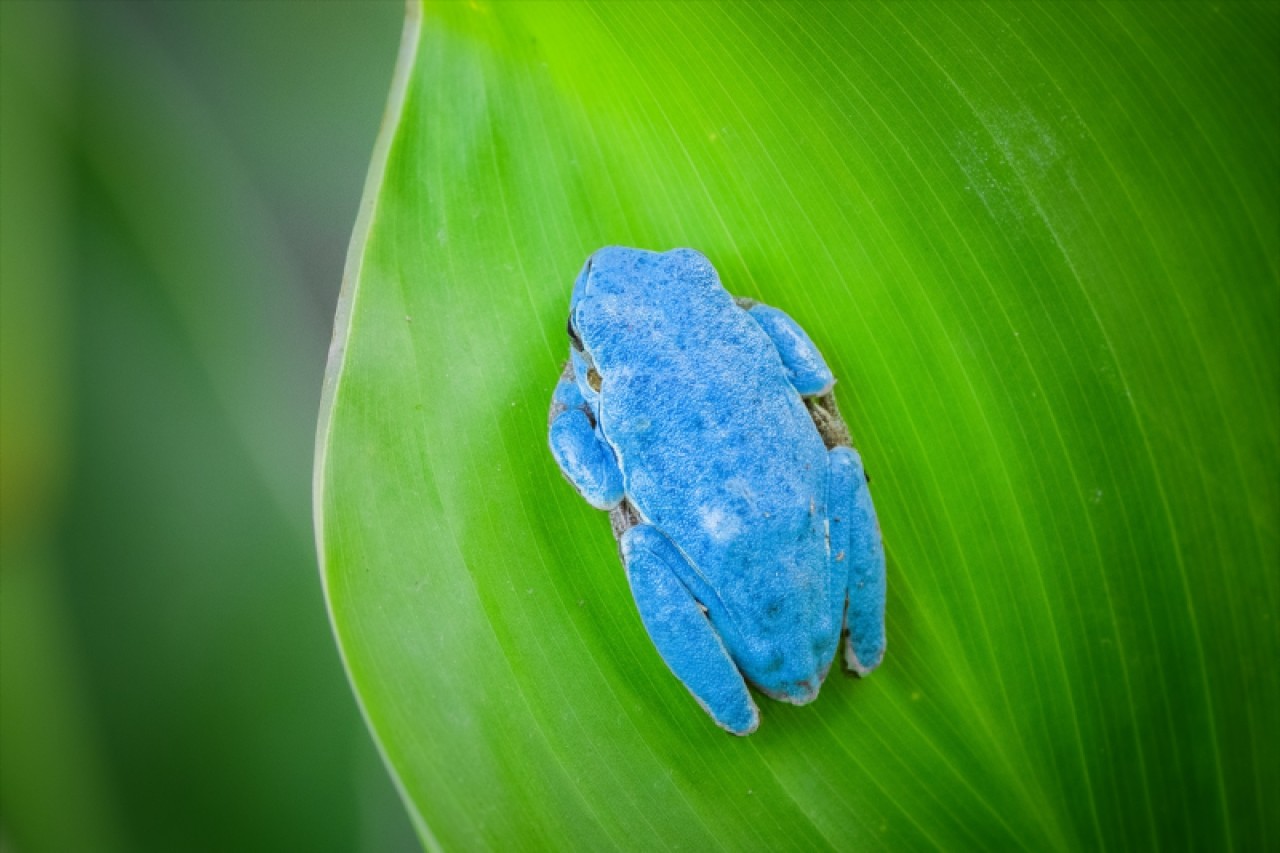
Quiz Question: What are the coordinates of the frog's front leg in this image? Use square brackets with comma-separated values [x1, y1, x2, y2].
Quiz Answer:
[826, 446, 886, 675]
[548, 363, 624, 510]
[621, 524, 760, 735]
[745, 303, 835, 396]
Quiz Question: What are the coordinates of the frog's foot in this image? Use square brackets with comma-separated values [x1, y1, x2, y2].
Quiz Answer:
[742, 302, 835, 396]
[754, 676, 822, 707]
[827, 446, 886, 676]
[621, 524, 760, 736]
[548, 363, 624, 510]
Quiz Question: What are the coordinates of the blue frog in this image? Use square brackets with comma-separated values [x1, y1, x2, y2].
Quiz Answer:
[547, 247, 886, 735]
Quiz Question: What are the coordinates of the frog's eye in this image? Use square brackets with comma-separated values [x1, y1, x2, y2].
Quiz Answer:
[567, 317, 584, 352]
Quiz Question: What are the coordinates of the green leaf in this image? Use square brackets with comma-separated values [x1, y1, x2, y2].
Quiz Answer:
[315, 1, 1279, 848]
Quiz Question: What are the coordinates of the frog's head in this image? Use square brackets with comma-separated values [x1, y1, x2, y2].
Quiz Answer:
[567, 246, 720, 368]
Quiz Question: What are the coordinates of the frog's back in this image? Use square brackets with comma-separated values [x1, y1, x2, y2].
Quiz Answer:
[587, 252, 829, 630]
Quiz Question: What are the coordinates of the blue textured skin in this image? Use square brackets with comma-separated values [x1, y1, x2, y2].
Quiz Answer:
[548, 247, 886, 735]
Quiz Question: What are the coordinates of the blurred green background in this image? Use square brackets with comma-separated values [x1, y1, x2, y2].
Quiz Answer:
[0, 2, 417, 850]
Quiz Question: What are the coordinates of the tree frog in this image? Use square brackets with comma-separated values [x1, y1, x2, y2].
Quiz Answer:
[547, 247, 886, 735]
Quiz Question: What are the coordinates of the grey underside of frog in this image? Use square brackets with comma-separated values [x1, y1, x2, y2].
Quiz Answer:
[547, 247, 885, 735]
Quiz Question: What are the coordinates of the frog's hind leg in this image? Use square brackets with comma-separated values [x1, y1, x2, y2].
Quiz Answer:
[827, 446, 886, 676]
[742, 302, 835, 396]
[621, 524, 760, 735]
[548, 363, 624, 510]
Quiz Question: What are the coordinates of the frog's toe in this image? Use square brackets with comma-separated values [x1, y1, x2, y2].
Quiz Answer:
[713, 696, 760, 736]
[757, 677, 821, 706]
[845, 634, 886, 677]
